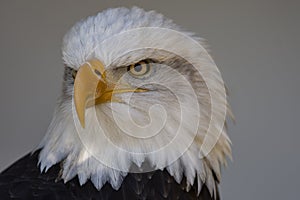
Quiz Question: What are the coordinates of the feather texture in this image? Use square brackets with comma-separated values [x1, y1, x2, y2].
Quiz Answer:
[0, 151, 219, 200]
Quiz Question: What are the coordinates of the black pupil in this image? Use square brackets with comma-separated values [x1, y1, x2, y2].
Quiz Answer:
[134, 63, 143, 72]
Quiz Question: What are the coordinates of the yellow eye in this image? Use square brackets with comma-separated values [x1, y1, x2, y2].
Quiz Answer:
[128, 60, 151, 76]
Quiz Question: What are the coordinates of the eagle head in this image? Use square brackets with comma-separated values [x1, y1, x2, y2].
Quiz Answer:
[38, 7, 231, 197]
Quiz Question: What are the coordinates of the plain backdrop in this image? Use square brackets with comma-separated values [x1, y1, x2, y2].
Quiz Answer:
[0, 1, 299, 199]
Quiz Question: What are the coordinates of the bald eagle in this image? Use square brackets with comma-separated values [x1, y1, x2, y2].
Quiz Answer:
[0, 7, 232, 200]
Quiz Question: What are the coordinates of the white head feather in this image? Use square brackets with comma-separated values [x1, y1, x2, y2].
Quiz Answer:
[38, 7, 231, 196]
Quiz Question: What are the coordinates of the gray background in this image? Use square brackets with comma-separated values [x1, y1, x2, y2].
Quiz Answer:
[0, 1, 299, 199]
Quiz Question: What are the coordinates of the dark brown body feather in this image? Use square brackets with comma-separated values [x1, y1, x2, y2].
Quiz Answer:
[0, 150, 219, 200]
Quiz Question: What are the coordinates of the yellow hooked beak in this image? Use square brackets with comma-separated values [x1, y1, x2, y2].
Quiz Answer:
[74, 59, 147, 128]
[74, 60, 108, 128]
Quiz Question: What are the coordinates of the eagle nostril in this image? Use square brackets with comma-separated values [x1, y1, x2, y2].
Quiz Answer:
[94, 69, 102, 77]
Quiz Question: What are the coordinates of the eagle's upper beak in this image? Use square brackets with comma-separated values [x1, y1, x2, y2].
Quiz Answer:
[73, 60, 111, 128]
[74, 59, 147, 128]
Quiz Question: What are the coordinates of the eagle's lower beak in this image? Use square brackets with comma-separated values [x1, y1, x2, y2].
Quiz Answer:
[74, 60, 111, 128]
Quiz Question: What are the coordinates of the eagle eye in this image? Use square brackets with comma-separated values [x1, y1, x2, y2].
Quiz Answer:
[71, 69, 77, 79]
[127, 60, 151, 77]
